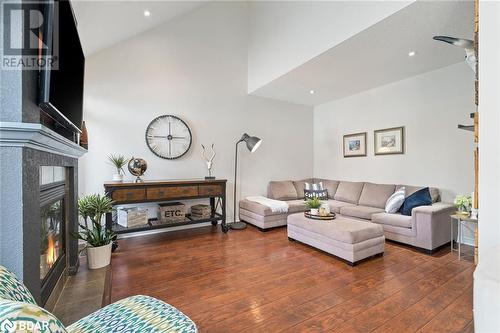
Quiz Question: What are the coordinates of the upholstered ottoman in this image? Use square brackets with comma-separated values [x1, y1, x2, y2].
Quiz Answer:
[287, 213, 385, 265]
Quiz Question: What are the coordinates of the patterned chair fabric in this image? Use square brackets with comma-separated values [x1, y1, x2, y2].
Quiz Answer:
[0, 299, 67, 333]
[0, 265, 197, 333]
[67, 295, 198, 333]
[0, 265, 36, 305]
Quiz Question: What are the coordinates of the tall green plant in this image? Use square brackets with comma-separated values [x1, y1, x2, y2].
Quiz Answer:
[108, 154, 127, 174]
[72, 194, 116, 247]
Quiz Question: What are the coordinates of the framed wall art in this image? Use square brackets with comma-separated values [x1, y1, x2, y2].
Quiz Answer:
[374, 126, 405, 155]
[343, 132, 367, 157]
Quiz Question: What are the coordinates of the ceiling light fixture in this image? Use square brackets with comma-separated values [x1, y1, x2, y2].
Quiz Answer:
[144, 10, 151, 17]
[309, 90, 315, 94]
[408, 51, 417, 57]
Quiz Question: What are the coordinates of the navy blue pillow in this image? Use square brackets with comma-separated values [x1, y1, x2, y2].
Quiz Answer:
[399, 187, 432, 216]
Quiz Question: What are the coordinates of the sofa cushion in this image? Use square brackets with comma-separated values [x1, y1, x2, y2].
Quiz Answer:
[340, 205, 384, 220]
[286, 200, 308, 213]
[400, 187, 432, 216]
[269, 181, 298, 200]
[397, 185, 440, 203]
[358, 183, 396, 209]
[315, 179, 340, 199]
[240, 199, 306, 216]
[372, 212, 412, 228]
[293, 178, 314, 199]
[334, 181, 365, 204]
[326, 200, 356, 214]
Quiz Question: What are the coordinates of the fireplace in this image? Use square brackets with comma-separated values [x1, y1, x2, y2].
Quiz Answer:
[39, 166, 68, 305]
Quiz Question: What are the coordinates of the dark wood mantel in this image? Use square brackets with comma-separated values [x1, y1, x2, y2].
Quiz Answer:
[104, 178, 228, 234]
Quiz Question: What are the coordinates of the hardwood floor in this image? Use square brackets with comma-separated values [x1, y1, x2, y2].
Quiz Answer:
[111, 225, 474, 332]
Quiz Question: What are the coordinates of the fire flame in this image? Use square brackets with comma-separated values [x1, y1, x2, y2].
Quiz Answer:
[46, 233, 57, 267]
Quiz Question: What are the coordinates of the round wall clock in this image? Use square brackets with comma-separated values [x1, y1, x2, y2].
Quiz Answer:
[145, 115, 192, 159]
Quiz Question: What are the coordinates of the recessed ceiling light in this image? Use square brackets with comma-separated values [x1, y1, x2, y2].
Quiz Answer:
[144, 10, 151, 17]
[408, 51, 417, 57]
[309, 90, 315, 94]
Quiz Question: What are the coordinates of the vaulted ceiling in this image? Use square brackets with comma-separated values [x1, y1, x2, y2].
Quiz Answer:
[72, 0, 473, 106]
[250, 0, 474, 106]
[71, 1, 208, 55]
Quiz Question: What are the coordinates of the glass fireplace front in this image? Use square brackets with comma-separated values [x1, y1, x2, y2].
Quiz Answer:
[40, 199, 65, 282]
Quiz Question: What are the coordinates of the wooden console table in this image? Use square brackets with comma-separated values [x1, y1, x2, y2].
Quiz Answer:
[104, 179, 228, 234]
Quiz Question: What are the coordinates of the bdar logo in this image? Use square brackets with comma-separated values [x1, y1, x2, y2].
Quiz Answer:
[0, 318, 16, 333]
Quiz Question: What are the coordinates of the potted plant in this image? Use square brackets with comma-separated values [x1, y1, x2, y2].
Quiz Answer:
[72, 194, 116, 269]
[454, 194, 472, 216]
[108, 154, 127, 182]
[305, 197, 322, 215]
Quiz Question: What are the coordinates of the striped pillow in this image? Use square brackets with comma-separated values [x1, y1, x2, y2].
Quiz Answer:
[385, 187, 405, 213]
[304, 182, 324, 191]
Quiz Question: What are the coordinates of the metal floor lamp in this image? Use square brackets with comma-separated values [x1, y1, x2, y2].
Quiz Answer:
[231, 133, 262, 230]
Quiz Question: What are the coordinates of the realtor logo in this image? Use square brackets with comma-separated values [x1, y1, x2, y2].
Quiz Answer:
[0, 318, 50, 332]
[0, 319, 15, 333]
[1, 1, 58, 70]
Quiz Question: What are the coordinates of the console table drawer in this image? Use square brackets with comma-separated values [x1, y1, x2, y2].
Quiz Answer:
[147, 186, 199, 200]
[199, 185, 223, 196]
[112, 189, 146, 202]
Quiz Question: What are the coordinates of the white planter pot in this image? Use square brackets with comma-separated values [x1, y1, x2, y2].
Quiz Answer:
[310, 208, 319, 215]
[87, 243, 112, 269]
[112, 173, 123, 182]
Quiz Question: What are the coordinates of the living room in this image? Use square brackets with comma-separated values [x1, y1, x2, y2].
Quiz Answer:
[0, 0, 499, 332]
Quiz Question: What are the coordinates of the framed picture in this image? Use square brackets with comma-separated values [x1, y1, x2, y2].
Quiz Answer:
[343, 132, 367, 157]
[374, 126, 405, 155]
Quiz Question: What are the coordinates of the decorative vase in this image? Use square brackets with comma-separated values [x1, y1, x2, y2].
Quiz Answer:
[310, 208, 319, 215]
[87, 243, 112, 269]
[80, 121, 88, 149]
[112, 173, 123, 182]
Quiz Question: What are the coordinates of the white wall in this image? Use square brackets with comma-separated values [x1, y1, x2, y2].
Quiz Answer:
[478, 0, 500, 256]
[79, 2, 313, 222]
[313, 62, 475, 204]
[247, 1, 413, 93]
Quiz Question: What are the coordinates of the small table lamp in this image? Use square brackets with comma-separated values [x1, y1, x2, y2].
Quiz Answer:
[231, 133, 262, 230]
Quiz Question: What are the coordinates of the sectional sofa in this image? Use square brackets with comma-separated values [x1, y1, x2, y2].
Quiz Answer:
[239, 179, 455, 252]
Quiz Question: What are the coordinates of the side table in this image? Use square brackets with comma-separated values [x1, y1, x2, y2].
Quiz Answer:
[450, 214, 478, 263]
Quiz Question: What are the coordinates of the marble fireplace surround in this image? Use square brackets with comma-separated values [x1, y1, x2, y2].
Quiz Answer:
[0, 121, 86, 306]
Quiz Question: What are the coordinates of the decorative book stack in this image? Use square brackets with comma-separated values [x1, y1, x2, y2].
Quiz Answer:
[191, 204, 212, 219]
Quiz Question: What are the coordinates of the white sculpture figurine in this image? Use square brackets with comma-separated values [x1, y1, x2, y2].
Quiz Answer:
[201, 144, 216, 179]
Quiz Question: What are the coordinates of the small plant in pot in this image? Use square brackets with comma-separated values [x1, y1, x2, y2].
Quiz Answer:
[108, 154, 127, 182]
[454, 194, 472, 216]
[305, 197, 322, 215]
[72, 194, 116, 269]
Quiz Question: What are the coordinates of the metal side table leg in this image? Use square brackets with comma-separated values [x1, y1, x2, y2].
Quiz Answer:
[458, 219, 462, 261]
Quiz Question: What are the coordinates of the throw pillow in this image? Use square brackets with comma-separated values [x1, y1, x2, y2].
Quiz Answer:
[400, 187, 432, 216]
[304, 189, 328, 200]
[385, 187, 405, 213]
[304, 182, 324, 191]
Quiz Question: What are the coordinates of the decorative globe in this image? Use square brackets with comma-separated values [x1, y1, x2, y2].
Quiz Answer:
[128, 157, 147, 182]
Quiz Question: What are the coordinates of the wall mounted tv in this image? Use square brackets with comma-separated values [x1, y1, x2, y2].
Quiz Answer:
[39, 0, 85, 140]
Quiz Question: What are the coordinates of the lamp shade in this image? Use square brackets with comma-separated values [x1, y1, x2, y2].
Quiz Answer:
[241, 133, 262, 153]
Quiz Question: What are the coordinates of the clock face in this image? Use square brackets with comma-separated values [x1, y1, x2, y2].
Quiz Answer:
[145, 115, 192, 159]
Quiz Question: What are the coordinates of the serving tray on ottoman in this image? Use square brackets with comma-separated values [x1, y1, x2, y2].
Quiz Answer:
[287, 213, 385, 266]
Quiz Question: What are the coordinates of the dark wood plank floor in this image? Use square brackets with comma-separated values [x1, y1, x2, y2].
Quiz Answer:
[111, 225, 474, 333]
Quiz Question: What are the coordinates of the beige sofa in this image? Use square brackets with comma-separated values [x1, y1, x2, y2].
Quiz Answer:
[239, 179, 455, 253]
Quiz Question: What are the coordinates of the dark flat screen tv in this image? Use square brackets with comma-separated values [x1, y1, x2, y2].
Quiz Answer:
[39, 0, 85, 136]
